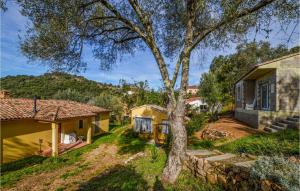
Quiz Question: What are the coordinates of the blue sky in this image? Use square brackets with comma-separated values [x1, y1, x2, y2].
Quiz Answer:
[1, 1, 299, 89]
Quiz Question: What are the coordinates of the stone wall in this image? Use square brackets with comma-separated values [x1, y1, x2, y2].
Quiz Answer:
[185, 150, 283, 191]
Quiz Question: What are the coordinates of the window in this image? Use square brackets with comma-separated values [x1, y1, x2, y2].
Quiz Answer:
[79, 120, 84, 129]
[94, 115, 100, 134]
[237, 86, 241, 101]
[261, 83, 269, 110]
[158, 120, 169, 134]
[134, 117, 152, 133]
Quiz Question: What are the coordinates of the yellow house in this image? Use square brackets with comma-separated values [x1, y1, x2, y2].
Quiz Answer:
[0, 98, 110, 164]
[130, 104, 169, 144]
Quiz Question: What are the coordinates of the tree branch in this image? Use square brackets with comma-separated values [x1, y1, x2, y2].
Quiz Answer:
[128, 0, 177, 102]
[99, 0, 147, 39]
[171, 52, 183, 88]
[191, 0, 275, 50]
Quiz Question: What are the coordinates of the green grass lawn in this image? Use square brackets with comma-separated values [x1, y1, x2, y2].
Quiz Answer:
[218, 129, 299, 156]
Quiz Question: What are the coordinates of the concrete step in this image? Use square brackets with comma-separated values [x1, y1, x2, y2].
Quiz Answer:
[270, 124, 286, 131]
[287, 117, 300, 122]
[187, 150, 219, 157]
[264, 127, 278, 133]
[282, 119, 300, 129]
[274, 122, 288, 128]
[205, 153, 236, 162]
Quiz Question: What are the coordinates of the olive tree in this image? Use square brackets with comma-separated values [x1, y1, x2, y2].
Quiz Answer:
[13, 0, 299, 183]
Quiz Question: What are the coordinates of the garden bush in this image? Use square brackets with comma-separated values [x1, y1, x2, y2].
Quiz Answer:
[186, 113, 208, 137]
[250, 155, 300, 191]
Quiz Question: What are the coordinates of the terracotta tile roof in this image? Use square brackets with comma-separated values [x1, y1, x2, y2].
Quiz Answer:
[187, 85, 198, 89]
[185, 97, 203, 104]
[0, 98, 110, 121]
[131, 104, 167, 113]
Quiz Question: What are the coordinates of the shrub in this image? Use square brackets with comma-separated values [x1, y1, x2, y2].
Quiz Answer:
[250, 155, 300, 191]
[186, 113, 208, 137]
[150, 145, 158, 162]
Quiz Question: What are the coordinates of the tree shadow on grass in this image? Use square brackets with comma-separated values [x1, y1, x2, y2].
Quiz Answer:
[153, 176, 165, 191]
[77, 164, 150, 191]
[0, 155, 46, 175]
[117, 129, 147, 155]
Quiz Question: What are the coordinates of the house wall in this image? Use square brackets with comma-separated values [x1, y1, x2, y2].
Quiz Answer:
[1, 112, 109, 164]
[235, 81, 244, 108]
[235, 108, 299, 129]
[93, 112, 110, 136]
[1, 119, 52, 163]
[235, 54, 300, 129]
[276, 65, 300, 112]
[61, 113, 110, 141]
[131, 106, 168, 143]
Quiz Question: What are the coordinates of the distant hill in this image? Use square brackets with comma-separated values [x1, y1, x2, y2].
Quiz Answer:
[0, 72, 120, 101]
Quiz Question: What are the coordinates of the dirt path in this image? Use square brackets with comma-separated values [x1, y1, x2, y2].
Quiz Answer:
[195, 117, 261, 140]
[5, 144, 133, 191]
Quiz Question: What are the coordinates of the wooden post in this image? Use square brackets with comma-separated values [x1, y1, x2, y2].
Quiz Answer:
[0, 138, 3, 164]
[87, 118, 92, 144]
[51, 123, 58, 157]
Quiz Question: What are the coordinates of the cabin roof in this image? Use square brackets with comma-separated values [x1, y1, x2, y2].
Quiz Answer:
[0, 98, 110, 122]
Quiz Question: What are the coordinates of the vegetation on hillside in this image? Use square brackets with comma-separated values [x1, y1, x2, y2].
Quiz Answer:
[199, 42, 300, 113]
[1, 72, 168, 120]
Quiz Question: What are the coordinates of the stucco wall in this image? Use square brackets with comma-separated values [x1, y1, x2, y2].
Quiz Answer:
[1, 113, 109, 164]
[93, 112, 110, 136]
[131, 106, 168, 142]
[1, 119, 52, 163]
[277, 68, 300, 112]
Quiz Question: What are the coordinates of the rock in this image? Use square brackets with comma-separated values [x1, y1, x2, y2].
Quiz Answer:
[246, 153, 257, 160]
[206, 173, 217, 184]
[201, 128, 233, 140]
[217, 175, 227, 186]
[261, 180, 272, 191]
[240, 171, 249, 179]
[124, 152, 144, 164]
[197, 158, 204, 169]
[203, 160, 212, 171]
[240, 181, 251, 191]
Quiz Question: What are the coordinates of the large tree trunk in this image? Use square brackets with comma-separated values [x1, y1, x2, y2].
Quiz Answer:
[162, 97, 187, 183]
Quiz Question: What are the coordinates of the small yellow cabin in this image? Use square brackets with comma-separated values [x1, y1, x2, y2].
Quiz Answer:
[130, 104, 169, 144]
[0, 98, 110, 164]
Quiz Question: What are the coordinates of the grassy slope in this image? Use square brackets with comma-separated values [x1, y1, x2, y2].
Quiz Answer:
[218, 129, 299, 156]
[189, 129, 299, 156]
[1, 126, 221, 191]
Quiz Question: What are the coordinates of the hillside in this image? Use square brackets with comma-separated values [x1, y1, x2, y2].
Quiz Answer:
[0, 72, 119, 101]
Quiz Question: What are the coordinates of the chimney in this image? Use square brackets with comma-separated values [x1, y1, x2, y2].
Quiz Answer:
[0, 90, 10, 98]
[33, 96, 38, 113]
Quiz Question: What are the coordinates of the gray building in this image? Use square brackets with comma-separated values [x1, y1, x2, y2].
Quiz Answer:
[234, 53, 300, 129]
